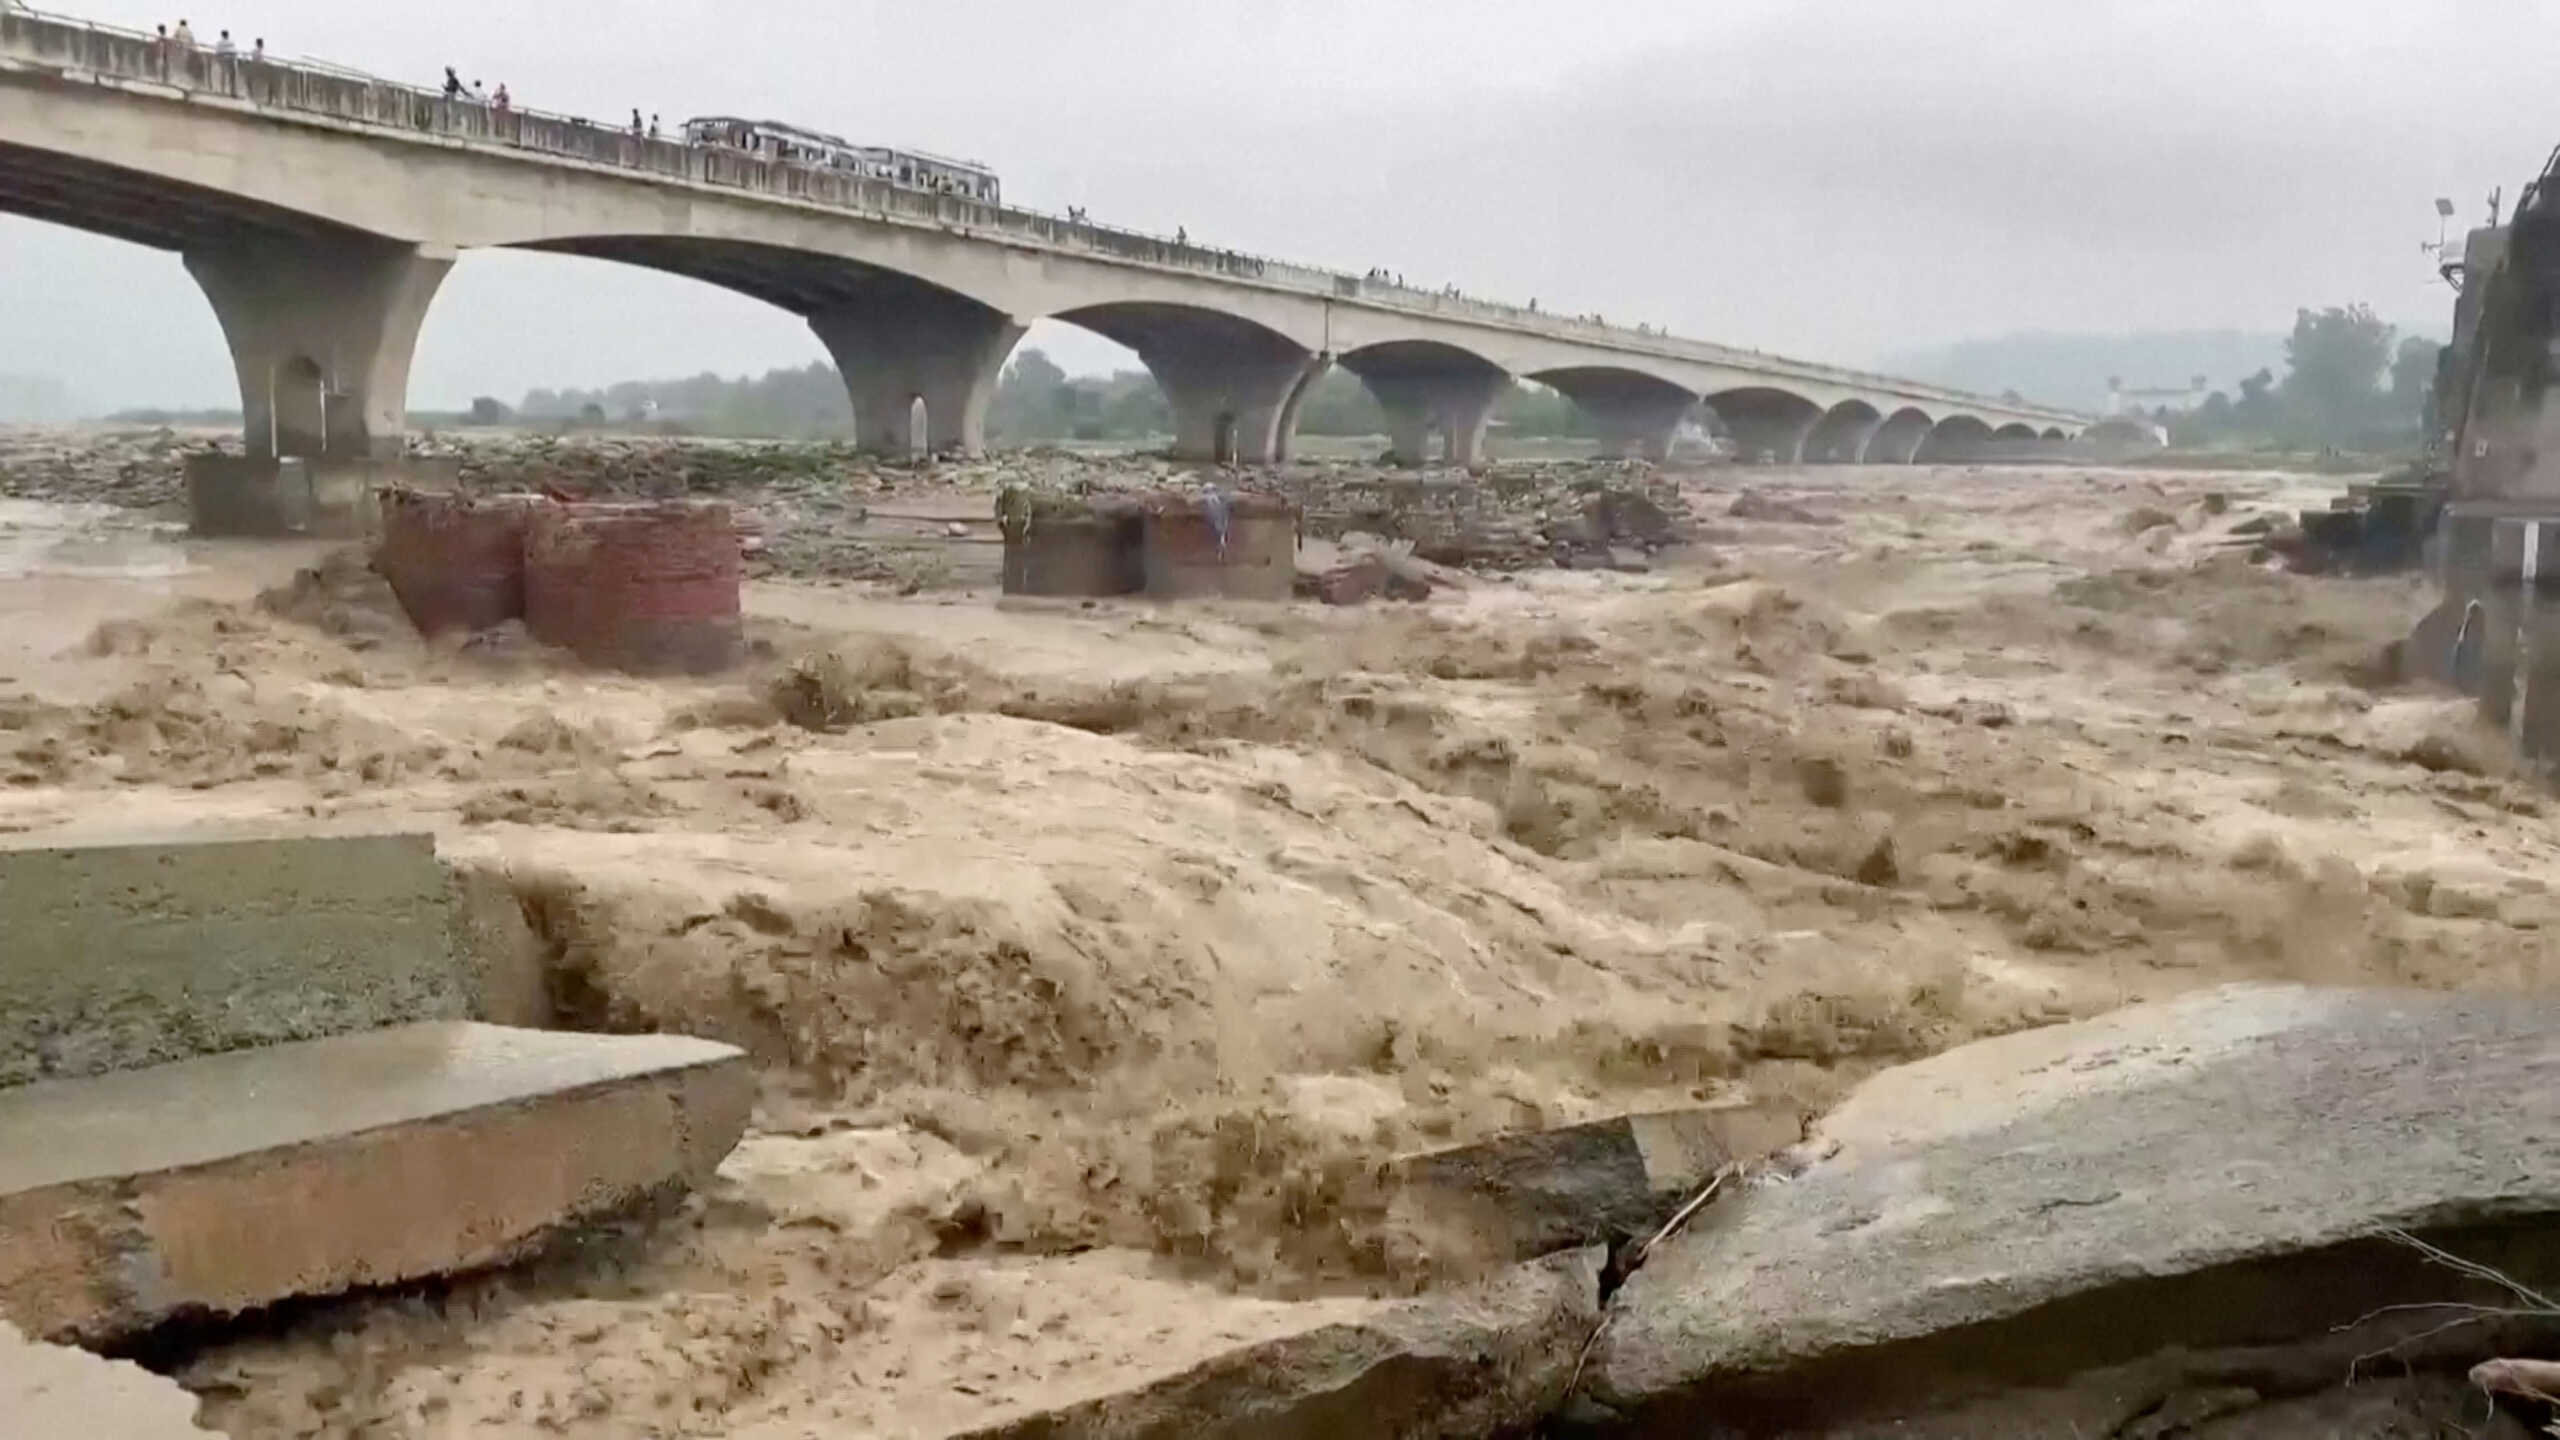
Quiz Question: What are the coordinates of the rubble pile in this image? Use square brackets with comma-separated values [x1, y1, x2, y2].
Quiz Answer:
[1279, 459, 1694, 569]
[0, 428, 197, 509]
[7, 428, 1702, 592]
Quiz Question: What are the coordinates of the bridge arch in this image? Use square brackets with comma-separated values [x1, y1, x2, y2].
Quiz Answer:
[2041, 426, 2068, 442]
[1531, 366, 1700, 461]
[1800, 400, 1885, 465]
[1704, 386, 1824, 464]
[1914, 414, 1997, 463]
[1862, 407, 1935, 464]
[1990, 422, 2040, 442]
[512, 234, 1021, 456]
[1048, 301, 1317, 463]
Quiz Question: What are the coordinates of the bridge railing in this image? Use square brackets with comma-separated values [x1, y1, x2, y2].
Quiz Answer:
[0, 7, 2076, 421]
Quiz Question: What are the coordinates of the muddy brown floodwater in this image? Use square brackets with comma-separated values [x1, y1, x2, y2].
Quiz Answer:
[4, 447, 2556, 1437]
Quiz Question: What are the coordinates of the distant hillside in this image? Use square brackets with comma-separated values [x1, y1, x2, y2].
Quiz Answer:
[1877, 331, 2290, 413]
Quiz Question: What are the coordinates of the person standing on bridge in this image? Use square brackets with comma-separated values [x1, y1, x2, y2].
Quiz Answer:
[172, 18, 195, 47]
[443, 66, 462, 99]
[250, 37, 264, 62]
[492, 82, 510, 112]
[214, 29, 235, 58]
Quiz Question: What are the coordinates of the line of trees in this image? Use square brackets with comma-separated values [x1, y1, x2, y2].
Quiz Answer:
[2160, 305, 2438, 452]
[501, 363, 854, 437]
[471, 352, 1604, 443]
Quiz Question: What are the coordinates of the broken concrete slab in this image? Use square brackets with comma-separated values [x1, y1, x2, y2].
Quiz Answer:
[0, 831, 469, 1084]
[1338, 533, 1472, 595]
[0, 1021, 750, 1341]
[1588, 984, 2560, 1433]
[957, 1246, 1604, 1440]
[1, 1317, 210, 1435]
[1393, 1105, 1800, 1263]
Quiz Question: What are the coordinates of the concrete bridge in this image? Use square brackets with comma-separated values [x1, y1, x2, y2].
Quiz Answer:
[0, 9, 2081, 470]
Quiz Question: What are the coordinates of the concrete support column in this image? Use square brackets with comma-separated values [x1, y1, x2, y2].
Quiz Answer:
[186, 236, 453, 460]
[808, 301, 1026, 458]
[1139, 333, 1319, 463]
[1272, 358, 1329, 464]
[1359, 368, 1509, 467]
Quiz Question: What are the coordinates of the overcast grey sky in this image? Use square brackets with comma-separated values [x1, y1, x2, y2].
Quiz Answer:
[4, 0, 2551, 412]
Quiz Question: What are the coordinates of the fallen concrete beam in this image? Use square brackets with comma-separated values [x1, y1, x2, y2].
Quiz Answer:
[1393, 1105, 1800, 1263]
[1588, 984, 2560, 1432]
[955, 1246, 1604, 1440]
[0, 831, 470, 1085]
[1, 1318, 209, 1435]
[0, 1021, 750, 1342]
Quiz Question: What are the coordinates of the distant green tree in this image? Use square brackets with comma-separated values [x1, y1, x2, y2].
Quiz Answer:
[1494, 381, 1587, 438]
[2231, 367, 2280, 431]
[1294, 370, 1388, 435]
[1093, 370, 1172, 439]
[466, 396, 512, 425]
[2389, 335, 2439, 432]
[2279, 304, 2395, 441]
[2166, 389, 2233, 448]
[989, 348, 1074, 441]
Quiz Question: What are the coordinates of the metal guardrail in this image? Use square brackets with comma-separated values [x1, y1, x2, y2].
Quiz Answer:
[0, 5, 2080, 422]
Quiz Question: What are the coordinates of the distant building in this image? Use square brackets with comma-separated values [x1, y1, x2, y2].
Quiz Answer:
[2104, 374, 2211, 418]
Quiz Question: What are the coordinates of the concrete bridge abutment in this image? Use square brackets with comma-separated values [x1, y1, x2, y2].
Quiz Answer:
[185, 236, 452, 462]
[808, 300, 1025, 458]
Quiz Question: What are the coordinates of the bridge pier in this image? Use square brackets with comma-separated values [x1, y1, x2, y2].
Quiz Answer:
[186, 236, 452, 461]
[1351, 362, 1509, 467]
[1271, 360, 1326, 464]
[808, 301, 1025, 458]
[1149, 339, 1319, 464]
